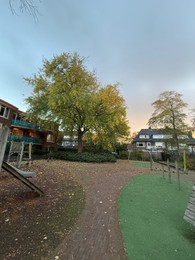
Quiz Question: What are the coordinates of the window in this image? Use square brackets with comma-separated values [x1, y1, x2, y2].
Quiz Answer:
[47, 134, 54, 142]
[12, 113, 18, 120]
[155, 142, 164, 148]
[136, 142, 145, 147]
[139, 135, 149, 139]
[153, 134, 163, 139]
[0, 105, 10, 118]
[178, 135, 188, 139]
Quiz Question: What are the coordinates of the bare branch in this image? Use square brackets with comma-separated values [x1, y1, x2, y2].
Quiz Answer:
[9, 0, 41, 20]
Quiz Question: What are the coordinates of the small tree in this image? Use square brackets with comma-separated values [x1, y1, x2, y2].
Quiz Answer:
[148, 91, 189, 189]
[191, 108, 195, 131]
[93, 84, 130, 150]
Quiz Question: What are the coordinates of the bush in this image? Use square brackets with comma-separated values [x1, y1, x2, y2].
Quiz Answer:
[33, 150, 50, 155]
[186, 158, 195, 170]
[118, 151, 129, 160]
[43, 151, 117, 163]
[57, 147, 78, 153]
[130, 150, 144, 161]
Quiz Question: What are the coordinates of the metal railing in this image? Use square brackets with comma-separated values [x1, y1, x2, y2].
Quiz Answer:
[8, 136, 43, 144]
[11, 120, 42, 130]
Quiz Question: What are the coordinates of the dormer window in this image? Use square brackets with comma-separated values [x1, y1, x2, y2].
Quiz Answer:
[139, 135, 149, 139]
[0, 105, 10, 119]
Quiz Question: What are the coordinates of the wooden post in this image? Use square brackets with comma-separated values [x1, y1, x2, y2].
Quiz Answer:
[150, 150, 153, 171]
[29, 142, 32, 167]
[128, 150, 131, 160]
[162, 164, 165, 178]
[183, 149, 187, 174]
[18, 142, 32, 168]
[7, 141, 13, 163]
[175, 160, 181, 190]
[18, 142, 24, 168]
[167, 158, 171, 183]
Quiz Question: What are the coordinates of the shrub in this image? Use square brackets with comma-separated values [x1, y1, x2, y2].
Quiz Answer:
[33, 150, 50, 155]
[186, 158, 195, 170]
[43, 151, 117, 163]
[130, 150, 144, 161]
[57, 147, 77, 153]
[118, 151, 129, 160]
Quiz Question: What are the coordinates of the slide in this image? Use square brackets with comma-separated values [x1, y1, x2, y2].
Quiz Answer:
[2, 161, 44, 196]
[5, 162, 35, 178]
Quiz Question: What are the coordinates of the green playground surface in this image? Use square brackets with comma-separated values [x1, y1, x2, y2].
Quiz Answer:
[119, 174, 195, 260]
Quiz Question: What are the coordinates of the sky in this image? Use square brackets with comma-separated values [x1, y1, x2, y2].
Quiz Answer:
[1, 0, 195, 133]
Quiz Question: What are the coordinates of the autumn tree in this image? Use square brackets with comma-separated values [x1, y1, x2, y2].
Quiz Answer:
[148, 91, 189, 189]
[91, 84, 130, 150]
[24, 52, 130, 153]
[191, 108, 195, 130]
[148, 91, 188, 153]
[25, 52, 98, 153]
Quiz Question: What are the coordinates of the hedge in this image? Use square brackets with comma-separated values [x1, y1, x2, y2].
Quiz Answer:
[43, 151, 117, 163]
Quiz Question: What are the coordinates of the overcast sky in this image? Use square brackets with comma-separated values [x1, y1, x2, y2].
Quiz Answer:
[1, 0, 195, 133]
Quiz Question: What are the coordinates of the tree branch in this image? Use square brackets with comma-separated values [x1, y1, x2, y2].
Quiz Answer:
[9, 0, 41, 20]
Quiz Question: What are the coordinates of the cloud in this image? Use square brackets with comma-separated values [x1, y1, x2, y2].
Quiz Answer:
[1, 0, 195, 133]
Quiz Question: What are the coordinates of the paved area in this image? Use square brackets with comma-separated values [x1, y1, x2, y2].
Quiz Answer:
[50, 161, 150, 260]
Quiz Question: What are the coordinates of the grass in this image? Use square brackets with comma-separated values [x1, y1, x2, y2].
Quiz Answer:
[119, 174, 195, 260]
[131, 160, 151, 168]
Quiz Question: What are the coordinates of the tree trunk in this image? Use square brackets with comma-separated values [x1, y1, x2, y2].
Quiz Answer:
[167, 158, 171, 183]
[77, 128, 83, 153]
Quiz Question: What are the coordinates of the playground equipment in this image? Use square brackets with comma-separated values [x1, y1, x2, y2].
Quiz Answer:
[7, 141, 32, 168]
[184, 184, 195, 227]
[0, 100, 43, 196]
[2, 161, 43, 196]
[0, 124, 10, 170]
[3, 161, 35, 178]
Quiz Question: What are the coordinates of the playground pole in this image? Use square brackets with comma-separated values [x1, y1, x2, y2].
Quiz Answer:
[0, 125, 10, 171]
[183, 149, 187, 174]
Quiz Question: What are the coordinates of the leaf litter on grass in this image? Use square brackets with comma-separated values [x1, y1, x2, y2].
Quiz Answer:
[0, 160, 85, 259]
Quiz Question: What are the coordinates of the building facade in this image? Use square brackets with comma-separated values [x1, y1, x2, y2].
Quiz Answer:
[0, 99, 57, 152]
[0, 99, 18, 169]
[61, 135, 78, 148]
[131, 128, 195, 155]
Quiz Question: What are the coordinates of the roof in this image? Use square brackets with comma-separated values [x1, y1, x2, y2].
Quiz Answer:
[0, 99, 18, 111]
[132, 128, 195, 144]
[189, 136, 195, 145]
[132, 128, 163, 142]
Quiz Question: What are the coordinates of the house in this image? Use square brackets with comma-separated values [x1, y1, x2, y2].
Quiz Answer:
[61, 135, 78, 148]
[0, 99, 18, 169]
[0, 99, 18, 128]
[188, 135, 195, 154]
[131, 128, 195, 158]
[0, 99, 58, 152]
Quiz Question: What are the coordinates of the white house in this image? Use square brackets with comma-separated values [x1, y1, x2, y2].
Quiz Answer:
[131, 128, 195, 154]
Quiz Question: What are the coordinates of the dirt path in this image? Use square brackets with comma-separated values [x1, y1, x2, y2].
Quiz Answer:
[49, 161, 151, 260]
